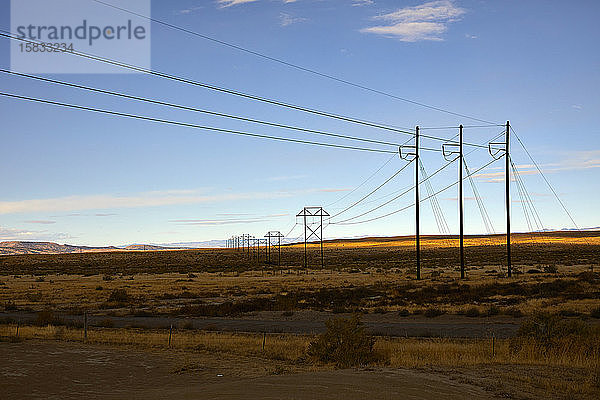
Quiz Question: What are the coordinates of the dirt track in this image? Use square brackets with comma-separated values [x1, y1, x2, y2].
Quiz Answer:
[0, 311, 521, 338]
[0, 341, 500, 400]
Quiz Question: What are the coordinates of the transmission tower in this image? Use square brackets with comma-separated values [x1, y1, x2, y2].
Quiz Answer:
[265, 231, 284, 265]
[296, 207, 329, 269]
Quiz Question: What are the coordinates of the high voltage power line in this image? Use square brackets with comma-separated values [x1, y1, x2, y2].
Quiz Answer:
[0, 92, 398, 154]
[327, 129, 506, 218]
[331, 159, 457, 224]
[91, 0, 501, 126]
[0, 17, 586, 280]
[330, 159, 414, 218]
[510, 126, 581, 232]
[92, 0, 497, 125]
[332, 156, 501, 226]
[0, 69, 412, 151]
[0, 31, 492, 149]
[326, 154, 397, 208]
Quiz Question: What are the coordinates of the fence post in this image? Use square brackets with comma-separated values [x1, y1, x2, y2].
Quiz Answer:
[262, 332, 266, 351]
[16, 318, 20, 338]
[84, 311, 88, 342]
[169, 324, 173, 348]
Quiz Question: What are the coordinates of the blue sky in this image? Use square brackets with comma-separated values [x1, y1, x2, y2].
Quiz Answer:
[0, 0, 599, 246]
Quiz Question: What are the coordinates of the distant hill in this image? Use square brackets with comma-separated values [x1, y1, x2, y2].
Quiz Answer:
[0, 241, 118, 255]
[0, 241, 183, 255]
[2, 228, 599, 255]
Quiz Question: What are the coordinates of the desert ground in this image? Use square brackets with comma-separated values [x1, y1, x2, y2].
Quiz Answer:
[1, 231, 599, 399]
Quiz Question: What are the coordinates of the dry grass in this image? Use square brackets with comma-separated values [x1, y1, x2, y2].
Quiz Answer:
[1, 263, 598, 317]
[2, 324, 597, 369]
[3, 323, 598, 398]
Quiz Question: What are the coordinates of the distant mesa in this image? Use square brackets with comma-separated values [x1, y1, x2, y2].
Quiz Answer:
[0, 241, 186, 255]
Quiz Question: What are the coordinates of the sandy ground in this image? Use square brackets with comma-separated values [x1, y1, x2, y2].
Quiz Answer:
[1, 341, 501, 400]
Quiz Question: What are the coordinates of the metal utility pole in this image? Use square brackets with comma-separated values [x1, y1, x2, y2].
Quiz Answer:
[399, 133, 419, 280]
[442, 125, 464, 278]
[459, 125, 465, 279]
[296, 207, 329, 269]
[505, 121, 511, 277]
[488, 121, 511, 278]
[415, 126, 420, 280]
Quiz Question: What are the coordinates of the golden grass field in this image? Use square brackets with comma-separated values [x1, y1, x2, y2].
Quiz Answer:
[1, 231, 599, 399]
[1, 323, 599, 399]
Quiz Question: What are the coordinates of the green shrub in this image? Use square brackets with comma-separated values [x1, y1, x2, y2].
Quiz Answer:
[307, 315, 376, 368]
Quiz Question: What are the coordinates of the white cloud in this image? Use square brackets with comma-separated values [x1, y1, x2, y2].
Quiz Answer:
[473, 152, 600, 183]
[353, 0, 374, 6]
[171, 213, 289, 226]
[0, 188, 348, 215]
[361, 0, 465, 42]
[176, 6, 204, 15]
[217, 0, 259, 8]
[279, 12, 307, 27]
[0, 226, 72, 242]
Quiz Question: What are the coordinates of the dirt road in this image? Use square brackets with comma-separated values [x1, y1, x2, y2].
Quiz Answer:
[1, 341, 500, 400]
[0, 311, 520, 338]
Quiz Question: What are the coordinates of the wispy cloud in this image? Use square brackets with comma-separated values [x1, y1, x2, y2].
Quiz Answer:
[263, 174, 307, 182]
[353, 0, 374, 6]
[279, 12, 307, 27]
[361, 0, 465, 42]
[0, 225, 72, 242]
[176, 6, 204, 15]
[171, 213, 288, 226]
[24, 220, 56, 225]
[217, 0, 259, 8]
[0, 188, 347, 215]
[474, 152, 600, 183]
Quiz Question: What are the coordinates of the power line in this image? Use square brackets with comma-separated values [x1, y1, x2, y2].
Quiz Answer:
[0, 69, 406, 150]
[331, 159, 414, 218]
[333, 157, 500, 225]
[332, 158, 456, 224]
[463, 158, 495, 235]
[326, 153, 396, 208]
[0, 92, 398, 154]
[91, 0, 501, 126]
[0, 31, 410, 137]
[329, 130, 504, 223]
[510, 126, 581, 231]
[420, 159, 450, 236]
[420, 124, 503, 130]
[0, 32, 488, 149]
